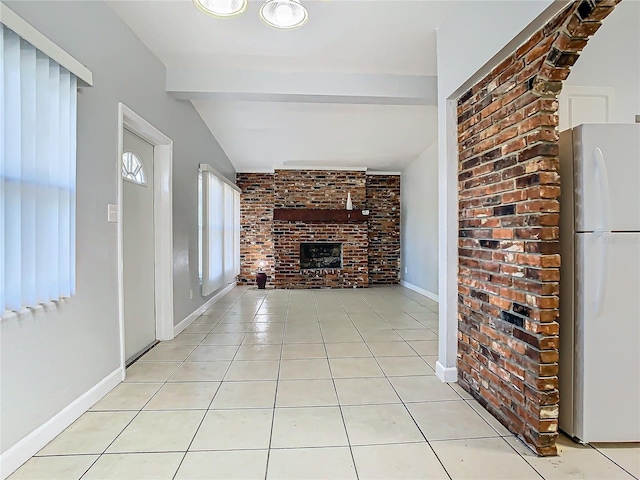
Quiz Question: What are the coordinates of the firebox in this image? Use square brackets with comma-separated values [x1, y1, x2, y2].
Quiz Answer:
[300, 243, 342, 270]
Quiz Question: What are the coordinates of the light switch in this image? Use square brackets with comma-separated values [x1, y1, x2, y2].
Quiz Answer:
[108, 204, 118, 223]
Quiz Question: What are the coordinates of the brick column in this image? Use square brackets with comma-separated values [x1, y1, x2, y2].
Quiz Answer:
[455, 0, 619, 456]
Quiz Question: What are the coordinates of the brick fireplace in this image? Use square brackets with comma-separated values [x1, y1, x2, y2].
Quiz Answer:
[236, 170, 400, 288]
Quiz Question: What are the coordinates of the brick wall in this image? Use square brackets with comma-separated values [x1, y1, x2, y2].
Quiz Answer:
[274, 170, 366, 209]
[367, 175, 401, 284]
[456, 0, 619, 456]
[236, 173, 274, 285]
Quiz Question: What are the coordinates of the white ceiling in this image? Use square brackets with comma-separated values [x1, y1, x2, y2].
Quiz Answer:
[107, 0, 461, 172]
[194, 100, 438, 171]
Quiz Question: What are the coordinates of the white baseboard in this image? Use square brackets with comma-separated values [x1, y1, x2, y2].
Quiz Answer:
[173, 282, 237, 337]
[436, 361, 458, 383]
[1, 367, 122, 479]
[400, 280, 439, 303]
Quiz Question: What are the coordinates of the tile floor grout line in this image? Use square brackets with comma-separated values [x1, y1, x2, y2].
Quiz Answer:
[75, 455, 102, 480]
[590, 447, 639, 479]
[317, 291, 360, 480]
[501, 434, 548, 480]
[461, 397, 517, 438]
[587, 450, 639, 480]
[40, 439, 506, 457]
[264, 288, 290, 480]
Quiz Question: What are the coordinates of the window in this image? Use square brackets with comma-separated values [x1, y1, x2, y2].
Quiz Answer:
[1, 23, 80, 313]
[198, 164, 241, 296]
[198, 170, 203, 282]
[121, 151, 147, 186]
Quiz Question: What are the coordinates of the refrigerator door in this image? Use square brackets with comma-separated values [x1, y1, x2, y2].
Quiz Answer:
[575, 232, 640, 442]
[573, 124, 640, 233]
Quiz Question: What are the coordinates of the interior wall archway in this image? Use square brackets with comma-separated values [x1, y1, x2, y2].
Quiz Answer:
[454, 0, 620, 456]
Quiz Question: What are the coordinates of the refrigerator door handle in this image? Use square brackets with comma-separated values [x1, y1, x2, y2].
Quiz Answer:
[593, 232, 609, 317]
[593, 147, 612, 234]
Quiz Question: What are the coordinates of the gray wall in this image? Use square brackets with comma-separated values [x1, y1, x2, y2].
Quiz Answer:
[1, 0, 234, 453]
[400, 142, 438, 295]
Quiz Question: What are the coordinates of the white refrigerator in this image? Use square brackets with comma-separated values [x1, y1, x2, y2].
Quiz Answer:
[559, 124, 640, 443]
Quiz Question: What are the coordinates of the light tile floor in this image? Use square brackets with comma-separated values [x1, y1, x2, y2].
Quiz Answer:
[11, 286, 639, 479]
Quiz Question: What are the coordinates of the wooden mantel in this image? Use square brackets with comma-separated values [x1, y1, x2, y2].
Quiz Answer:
[273, 208, 368, 222]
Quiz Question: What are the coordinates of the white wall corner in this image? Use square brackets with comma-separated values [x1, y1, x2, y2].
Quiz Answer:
[436, 361, 458, 383]
[0, 368, 122, 479]
[173, 282, 237, 336]
[400, 280, 439, 303]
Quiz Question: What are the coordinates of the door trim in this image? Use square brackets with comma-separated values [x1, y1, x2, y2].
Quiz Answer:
[117, 103, 174, 379]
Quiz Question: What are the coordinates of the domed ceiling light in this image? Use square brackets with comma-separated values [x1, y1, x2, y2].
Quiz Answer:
[193, 0, 248, 18]
[259, 0, 309, 29]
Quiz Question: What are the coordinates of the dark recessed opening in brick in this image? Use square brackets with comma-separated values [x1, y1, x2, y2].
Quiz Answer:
[300, 243, 342, 269]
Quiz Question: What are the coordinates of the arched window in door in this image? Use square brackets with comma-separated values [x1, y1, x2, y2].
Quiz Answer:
[122, 151, 147, 186]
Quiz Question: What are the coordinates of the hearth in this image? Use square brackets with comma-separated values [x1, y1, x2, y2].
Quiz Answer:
[300, 243, 342, 269]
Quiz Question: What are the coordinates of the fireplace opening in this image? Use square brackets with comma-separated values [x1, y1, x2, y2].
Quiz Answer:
[300, 243, 342, 270]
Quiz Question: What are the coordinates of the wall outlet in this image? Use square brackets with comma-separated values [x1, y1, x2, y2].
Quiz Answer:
[189, 288, 193, 299]
[404, 267, 408, 274]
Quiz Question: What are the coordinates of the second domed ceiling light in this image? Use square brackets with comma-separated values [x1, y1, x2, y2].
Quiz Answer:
[259, 0, 308, 29]
[193, 0, 308, 29]
[193, 0, 248, 18]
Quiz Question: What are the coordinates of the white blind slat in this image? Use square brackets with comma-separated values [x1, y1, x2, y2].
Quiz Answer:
[35, 50, 51, 303]
[47, 61, 61, 301]
[58, 69, 71, 297]
[0, 26, 4, 311]
[3, 27, 23, 311]
[20, 40, 37, 307]
[69, 73, 76, 294]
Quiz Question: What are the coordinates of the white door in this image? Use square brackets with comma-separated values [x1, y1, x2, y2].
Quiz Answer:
[573, 124, 640, 233]
[558, 86, 613, 131]
[575, 232, 640, 441]
[122, 128, 156, 363]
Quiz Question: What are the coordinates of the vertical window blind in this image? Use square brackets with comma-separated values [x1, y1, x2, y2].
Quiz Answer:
[1, 24, 77, 313]
[199, 165, 240, 296]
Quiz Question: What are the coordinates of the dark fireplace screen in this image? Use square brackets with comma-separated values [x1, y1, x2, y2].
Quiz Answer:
[300, 243, 342, 269]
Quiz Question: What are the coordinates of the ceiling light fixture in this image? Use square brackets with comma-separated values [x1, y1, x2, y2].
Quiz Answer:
[259, 0, 309, 29]
[193, 0, 248, 18]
